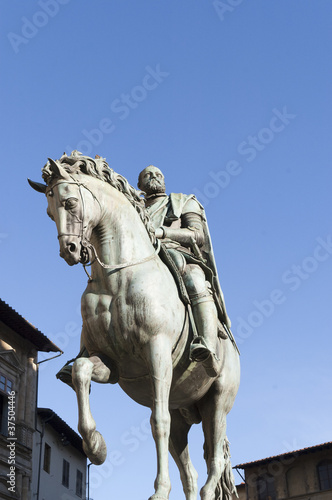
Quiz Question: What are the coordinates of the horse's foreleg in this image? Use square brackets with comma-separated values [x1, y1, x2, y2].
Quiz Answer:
[72, 356, 111, 465]
[169, 409, 198, 500]
[145, 337, 173, 500]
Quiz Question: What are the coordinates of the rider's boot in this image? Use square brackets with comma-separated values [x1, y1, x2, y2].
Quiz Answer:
[189, 296, 221, 377]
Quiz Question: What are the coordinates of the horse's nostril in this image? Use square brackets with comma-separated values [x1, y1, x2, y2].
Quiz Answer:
[69, 243, 77, 253]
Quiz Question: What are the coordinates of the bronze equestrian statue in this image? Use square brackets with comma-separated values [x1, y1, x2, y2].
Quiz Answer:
[29, 151, 240, 500]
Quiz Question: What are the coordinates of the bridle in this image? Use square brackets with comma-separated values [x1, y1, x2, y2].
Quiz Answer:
[47, 177, 160, 280]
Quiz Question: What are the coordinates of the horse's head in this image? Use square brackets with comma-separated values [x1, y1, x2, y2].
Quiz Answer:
[29, 154, 101, 266]
[30, 151, 157, 268]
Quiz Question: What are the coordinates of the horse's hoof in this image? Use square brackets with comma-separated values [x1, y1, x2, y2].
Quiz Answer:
[83, 430, 107, 465]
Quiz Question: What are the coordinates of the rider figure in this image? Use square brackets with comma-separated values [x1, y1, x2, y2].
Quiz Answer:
[138, 165, 231, 376]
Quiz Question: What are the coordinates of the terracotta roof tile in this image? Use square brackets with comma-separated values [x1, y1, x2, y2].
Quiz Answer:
[235, 441, 332, 469]
[0, 298, 61, 353]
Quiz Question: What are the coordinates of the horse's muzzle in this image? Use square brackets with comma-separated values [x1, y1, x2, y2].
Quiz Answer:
[59, 237, 81, 266]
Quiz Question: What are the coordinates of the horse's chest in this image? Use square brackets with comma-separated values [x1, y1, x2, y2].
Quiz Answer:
[82, 292, 109, 324]
[81, 292, 138, 353]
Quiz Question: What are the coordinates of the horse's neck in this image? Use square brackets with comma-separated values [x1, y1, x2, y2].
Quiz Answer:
[89, 184, 154, 277]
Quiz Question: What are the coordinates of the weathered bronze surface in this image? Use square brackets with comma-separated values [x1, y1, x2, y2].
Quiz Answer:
[29, 151, 240, 500]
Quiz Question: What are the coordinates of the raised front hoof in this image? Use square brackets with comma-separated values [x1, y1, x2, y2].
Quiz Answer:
[83, 431, 107, 465]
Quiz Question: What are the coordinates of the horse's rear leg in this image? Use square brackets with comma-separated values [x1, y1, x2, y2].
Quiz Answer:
[197, 377, 236, 500]
[169, 409, 198, 500]
[145, 337, 173, 500]
[72, 356, 111, 465]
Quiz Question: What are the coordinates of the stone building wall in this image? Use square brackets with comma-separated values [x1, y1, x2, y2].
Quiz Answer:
[0, 326, 38, 500]
[0, 299, 60, 500]
[238, 443, 332, 500]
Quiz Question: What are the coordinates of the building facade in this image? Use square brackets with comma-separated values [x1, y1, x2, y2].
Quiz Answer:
[235, 441, 332, 500]
[32, 408, 86, 500]
[234, 482, 246, 500]
[0, 299, 60, 499]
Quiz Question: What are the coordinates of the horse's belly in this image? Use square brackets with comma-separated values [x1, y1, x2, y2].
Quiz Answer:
[118, 362, 214, 409]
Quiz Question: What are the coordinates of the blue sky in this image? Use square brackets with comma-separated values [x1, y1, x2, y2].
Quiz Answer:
[1, 1, 332, 498]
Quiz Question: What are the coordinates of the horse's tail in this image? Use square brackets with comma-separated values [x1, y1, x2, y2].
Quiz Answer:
[216, 437, 238, 500]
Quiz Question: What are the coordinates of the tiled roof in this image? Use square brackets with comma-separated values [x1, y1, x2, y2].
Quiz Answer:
[0, 298, 61, 353]
[38, 408, 85, 456]
[235, 441, 332, 469]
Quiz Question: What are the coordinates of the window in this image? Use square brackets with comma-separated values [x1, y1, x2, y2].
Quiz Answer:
[6, 379, 13, 392]
[318, 460, 332, 490]
[43, 443, 51, 473]
[256, 474, 276, 500]
[76, 469, 83, 497]
[0, 373, 13, 394]
[62, 459, 70, 488]
[0, 375, 5, 392]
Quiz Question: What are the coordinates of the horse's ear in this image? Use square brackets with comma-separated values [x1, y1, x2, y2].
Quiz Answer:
[48, 158, 71, 180]
[27, 178, 47, 193]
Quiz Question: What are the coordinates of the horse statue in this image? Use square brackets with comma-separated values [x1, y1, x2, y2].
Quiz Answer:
[28, 151, 240, 500]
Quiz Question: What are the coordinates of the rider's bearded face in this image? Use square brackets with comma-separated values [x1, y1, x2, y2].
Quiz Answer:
[139, 166, 166, 196]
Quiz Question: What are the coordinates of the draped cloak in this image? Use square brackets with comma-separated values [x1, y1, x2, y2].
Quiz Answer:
[145, 193, 239, 352]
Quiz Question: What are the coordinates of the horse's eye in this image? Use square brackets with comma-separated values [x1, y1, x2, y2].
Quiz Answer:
[65, 198, 78, 210]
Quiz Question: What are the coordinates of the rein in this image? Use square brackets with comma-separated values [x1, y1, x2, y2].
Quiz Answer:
[48, 178, 160, 280]
[84, 239, 160, 272]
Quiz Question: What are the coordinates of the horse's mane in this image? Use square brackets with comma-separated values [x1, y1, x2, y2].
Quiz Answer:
[42, 151, 156, 244]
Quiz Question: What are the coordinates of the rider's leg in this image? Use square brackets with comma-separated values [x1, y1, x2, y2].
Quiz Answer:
[190, 295, 218, 357]
[182, 264, 220, 376]
[164, 252, 220, 376]
[190, 296, 221, 377]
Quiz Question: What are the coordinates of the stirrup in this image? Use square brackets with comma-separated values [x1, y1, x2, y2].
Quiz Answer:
[189, 337, 211, 363]
[190, 337, 221, 377]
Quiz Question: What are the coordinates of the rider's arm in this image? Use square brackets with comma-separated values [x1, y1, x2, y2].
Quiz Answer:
[160, 212, 204, 247]
[157, 198, 205, 247]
